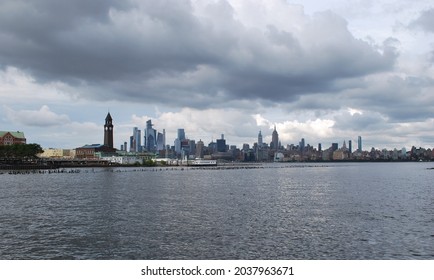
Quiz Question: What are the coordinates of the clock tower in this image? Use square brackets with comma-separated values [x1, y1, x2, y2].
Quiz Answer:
[104, 112, 114, 148]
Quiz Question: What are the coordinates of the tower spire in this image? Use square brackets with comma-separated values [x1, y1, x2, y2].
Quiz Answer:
[104, 112, 114, 148]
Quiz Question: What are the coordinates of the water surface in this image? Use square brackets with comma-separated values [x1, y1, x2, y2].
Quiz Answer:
[1, 162, 433, 259]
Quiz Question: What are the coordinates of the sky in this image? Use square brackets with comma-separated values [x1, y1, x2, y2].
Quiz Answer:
[1, 0, 434, 150]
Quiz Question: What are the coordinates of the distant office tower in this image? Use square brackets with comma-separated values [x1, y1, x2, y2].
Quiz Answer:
[131, 127, 141, 152]
[348, 140, 352, 154]
[300, 138, 305, 152]
[104, 112, 114, 148]
[144, 119, 157, 152]
[216, 134, 226, 152]
[174, 138, 181, 154]
[258, 131, 263, 147]
[332, 143, 338, 152]
[318, 143, 322, 152]
[157, 129, 166, 151]
[189, 140, 196, 155]
[177, 129, 186, 141]
[196, 139, 204, 158]
[271, 125, 279, 150]
[358, 136, 362, 152]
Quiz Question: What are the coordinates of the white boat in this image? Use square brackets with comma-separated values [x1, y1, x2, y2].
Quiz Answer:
[190, 158, 217, 166]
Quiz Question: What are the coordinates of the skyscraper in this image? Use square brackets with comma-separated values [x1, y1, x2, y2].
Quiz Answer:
[300, 138, 305, 152]
[104, 112, 114, 149]
[216, 134, 226, 152]
[177, 129, 186, 141]
[358, 136, 362, 152]
[258, 131, 263, 147]
[132, 127, 141, 152]
[196, 139, 204, 158]
[271, 125, 279, 150]
[157, 129, 166, 151]
[332, 143, 338, 152]
[144, 119, 157, 152]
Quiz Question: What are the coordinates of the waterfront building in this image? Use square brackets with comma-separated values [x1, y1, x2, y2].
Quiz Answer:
[39, 148, 73, 159]
[104, 112, 114, 149]
[332, 149, 347, 160]
[75, 144, 116, 159]
[0, 131, 26, 145]
[101, 154, 152, 165]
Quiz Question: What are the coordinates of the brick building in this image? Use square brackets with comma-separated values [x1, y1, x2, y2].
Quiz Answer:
[0, 131, 26, 145]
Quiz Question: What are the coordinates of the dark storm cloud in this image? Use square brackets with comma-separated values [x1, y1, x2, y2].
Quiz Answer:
[0, 0, 397, 108]
[352, 75, 434, 122]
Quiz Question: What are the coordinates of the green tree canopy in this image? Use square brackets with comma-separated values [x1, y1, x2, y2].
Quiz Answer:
[0, 143, 44, 160]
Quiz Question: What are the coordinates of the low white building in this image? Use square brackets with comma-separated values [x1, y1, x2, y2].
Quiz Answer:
[101, 155, 144, 165]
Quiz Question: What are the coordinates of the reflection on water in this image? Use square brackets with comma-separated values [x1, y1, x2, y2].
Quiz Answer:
[1, 162, 433, 259]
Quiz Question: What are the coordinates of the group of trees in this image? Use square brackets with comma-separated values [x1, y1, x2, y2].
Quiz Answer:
[0, 143, 44, 162]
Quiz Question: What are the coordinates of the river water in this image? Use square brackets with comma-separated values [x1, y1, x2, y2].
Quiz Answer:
[1, 162, 433, 259]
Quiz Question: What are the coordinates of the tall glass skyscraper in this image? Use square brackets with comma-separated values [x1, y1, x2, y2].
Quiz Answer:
[177, 129, 186, 141]
[145, 120, 157, 152]
[358, 136, 362, 152]
[132, 127, 141, 152]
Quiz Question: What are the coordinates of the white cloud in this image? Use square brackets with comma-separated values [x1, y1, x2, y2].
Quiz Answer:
[4, 105, 70, 127]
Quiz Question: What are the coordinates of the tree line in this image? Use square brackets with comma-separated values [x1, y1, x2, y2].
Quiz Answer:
[0, 143, 44, 161]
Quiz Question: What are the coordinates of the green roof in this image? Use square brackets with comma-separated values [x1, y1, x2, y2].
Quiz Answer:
[0, 131, 26, 139]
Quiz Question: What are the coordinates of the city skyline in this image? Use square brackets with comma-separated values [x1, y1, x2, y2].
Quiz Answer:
[1, 1, 434, 150]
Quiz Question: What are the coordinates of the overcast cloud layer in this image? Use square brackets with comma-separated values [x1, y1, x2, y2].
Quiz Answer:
[1, 0, 434, 150]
